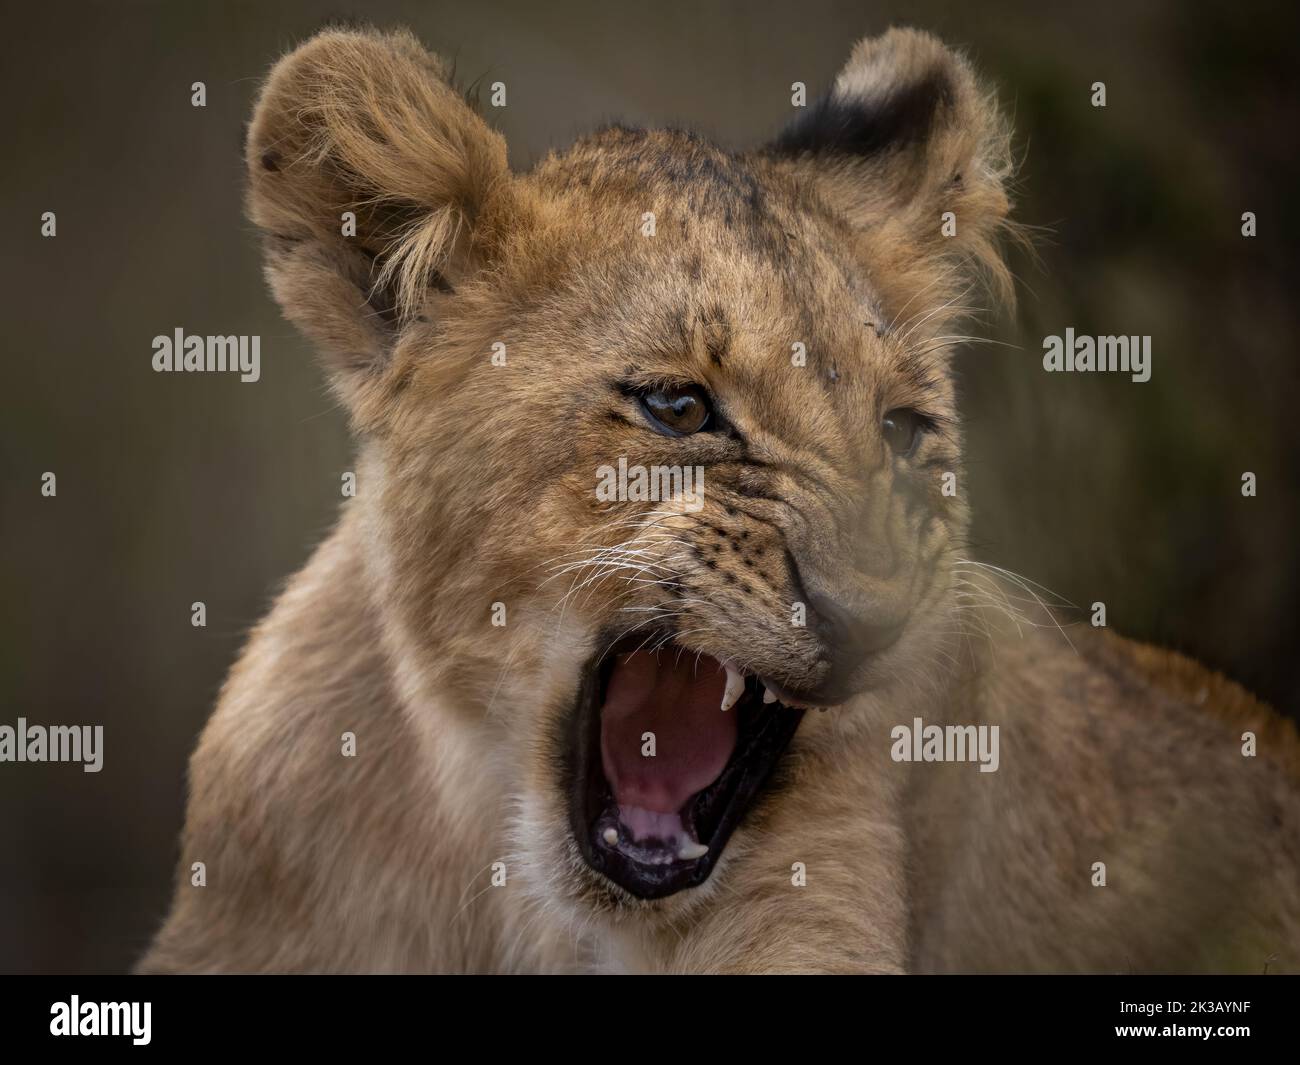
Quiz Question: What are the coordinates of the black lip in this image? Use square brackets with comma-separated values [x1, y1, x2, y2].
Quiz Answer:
[564, 634, 805, 901]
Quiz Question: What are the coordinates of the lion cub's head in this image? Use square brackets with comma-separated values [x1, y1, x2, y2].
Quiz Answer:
[246, 26, 1013, 911]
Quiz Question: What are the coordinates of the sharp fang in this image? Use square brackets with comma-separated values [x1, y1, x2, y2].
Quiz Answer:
[762, 685, 777, 704]
[602, 827, 619, 846]
[720, 662, 745, 712]
[677, 840, 708, 861]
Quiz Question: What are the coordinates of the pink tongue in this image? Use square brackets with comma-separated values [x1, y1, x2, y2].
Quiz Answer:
[600, 650, 738, 815]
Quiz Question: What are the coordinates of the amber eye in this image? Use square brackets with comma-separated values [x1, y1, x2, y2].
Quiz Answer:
[640, 384, 712, 435]
[882, 408, 925, 456]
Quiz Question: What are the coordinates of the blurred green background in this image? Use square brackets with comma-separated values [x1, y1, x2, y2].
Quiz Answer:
[1, 0, 1296, 972]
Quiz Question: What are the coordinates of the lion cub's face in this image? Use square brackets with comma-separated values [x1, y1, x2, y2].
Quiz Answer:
[248, 28, 1012, 911]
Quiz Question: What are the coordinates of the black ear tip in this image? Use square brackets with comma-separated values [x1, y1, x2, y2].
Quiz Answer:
[770, 65, 955, 159]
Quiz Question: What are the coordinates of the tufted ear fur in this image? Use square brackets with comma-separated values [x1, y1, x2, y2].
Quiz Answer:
[766, 28, 1018, 328]
[245, 27, 513, 401]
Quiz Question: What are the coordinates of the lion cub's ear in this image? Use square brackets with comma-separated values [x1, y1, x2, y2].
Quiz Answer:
[246, 28, 511, 390]
[767, 28, 1016, 326]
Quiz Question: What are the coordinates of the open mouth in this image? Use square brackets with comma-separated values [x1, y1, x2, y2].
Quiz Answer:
[566, 634, 807, 900]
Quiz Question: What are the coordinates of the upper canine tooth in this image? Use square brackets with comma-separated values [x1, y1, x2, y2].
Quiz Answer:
[762, 685, 777, 704]
[720, 662, 745, 712]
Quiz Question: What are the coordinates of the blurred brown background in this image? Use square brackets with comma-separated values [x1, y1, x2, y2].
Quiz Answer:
[1, 0, 1296, 972]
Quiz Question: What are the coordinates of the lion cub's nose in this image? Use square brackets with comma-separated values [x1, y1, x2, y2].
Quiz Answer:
[805, 591, 906, 700]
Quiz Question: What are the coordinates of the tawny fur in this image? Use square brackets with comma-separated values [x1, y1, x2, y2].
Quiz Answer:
[140, 26, 1300, 974]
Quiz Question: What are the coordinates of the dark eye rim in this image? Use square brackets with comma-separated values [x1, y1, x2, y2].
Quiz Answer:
[882, 406, 937, 458]
[634, 383, 715, 437]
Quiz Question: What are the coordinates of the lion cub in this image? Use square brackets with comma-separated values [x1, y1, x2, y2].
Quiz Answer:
[142, 26, 1299, 974]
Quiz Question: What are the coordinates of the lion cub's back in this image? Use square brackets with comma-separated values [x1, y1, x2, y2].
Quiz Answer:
[909, 623, 1300, 972]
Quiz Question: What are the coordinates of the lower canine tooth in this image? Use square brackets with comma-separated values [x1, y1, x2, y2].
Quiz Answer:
[720, 662, 745, 712]
[762, 685, 777, 704]
[602, 827, 619, 846]
[677, 841, 708, 861]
